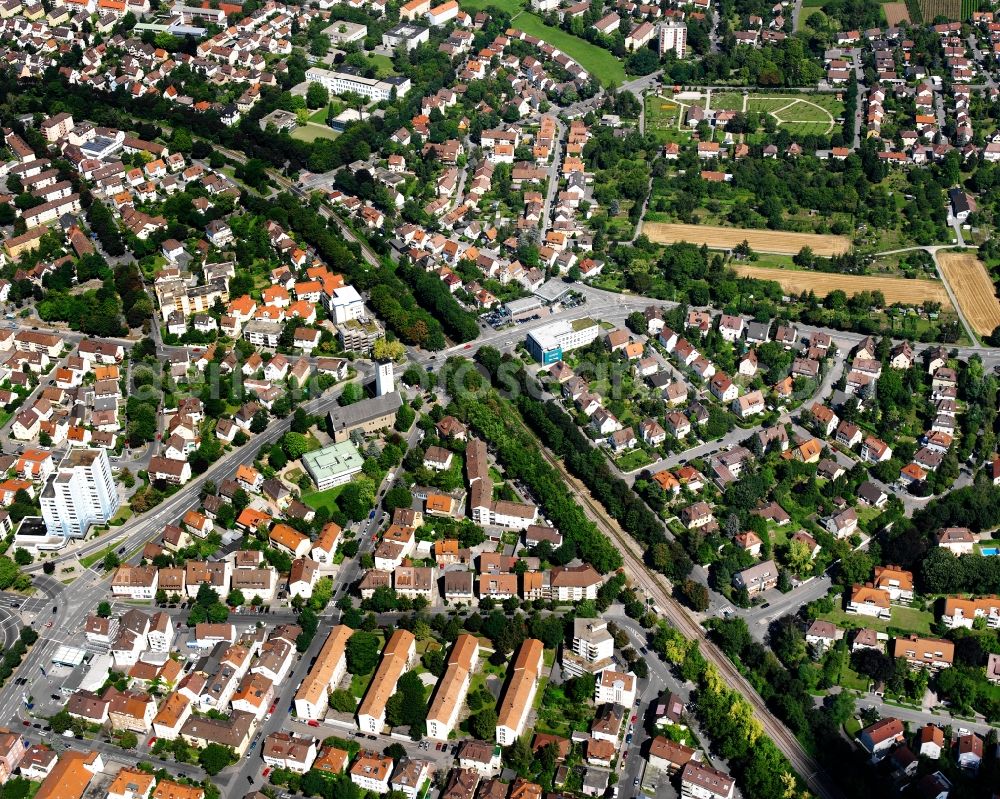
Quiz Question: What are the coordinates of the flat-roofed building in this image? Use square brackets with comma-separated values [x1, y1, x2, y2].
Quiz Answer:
[496, 638, 544, 746]
[302, 441, 365, 490]
[357, 629, 416, 733]
[295, 625, 352, 720]
[427, 634, 479, 740]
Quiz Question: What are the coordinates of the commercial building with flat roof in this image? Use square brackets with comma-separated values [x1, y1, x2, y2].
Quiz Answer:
[302, 441, 364, 490]
[525, 318, 600, 364]
[381, 22, 429, 50]
[305, 67, 411, 102]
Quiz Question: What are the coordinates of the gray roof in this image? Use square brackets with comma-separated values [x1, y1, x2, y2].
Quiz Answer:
[327, 391, 402, 433]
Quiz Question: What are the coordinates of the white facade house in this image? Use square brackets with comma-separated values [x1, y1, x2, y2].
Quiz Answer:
[594, 669, 637, 707]
[305, 67, 411, 102]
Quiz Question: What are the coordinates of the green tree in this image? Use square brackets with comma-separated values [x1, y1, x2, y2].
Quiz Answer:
[346, 631, 381, 674]
[306, 82, 329, 109]
[117, 731, 139, 749]
[329, 689, 357, 712]
[469, 707, 497, 740]
[198, 743, 235, 775]
[97, 601, 112, 618]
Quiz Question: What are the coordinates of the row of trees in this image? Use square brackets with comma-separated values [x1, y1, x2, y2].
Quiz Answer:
[397, 261, 479, 343]
[242, 193, 450, 350]
[513, 373, 694, 582]
[448, 360, 622, 574]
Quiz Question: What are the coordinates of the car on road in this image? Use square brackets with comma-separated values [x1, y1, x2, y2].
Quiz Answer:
[45, 621, 52, 628]
[307, 720, 320, 727]
[633, 779, 639, 787]
[262, 768, 271, 779]
[148, 737, 157, 747]
[630, 715, 637, 724]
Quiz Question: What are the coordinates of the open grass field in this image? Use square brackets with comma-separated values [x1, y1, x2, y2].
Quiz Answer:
[818, 605, 934, 635]
[459, 0, 624, 84]
[937, 251, 1000, 335]
[919, 0, 960, 18]
[291, 123, 340, 142]
[510, 12, 625, 84]
[734, 265, 953, 307]
[882, 2, 910, 23]
[301, 484, 346, 512]
[365, 53, 397, 77]
[645, 222, 852, 256]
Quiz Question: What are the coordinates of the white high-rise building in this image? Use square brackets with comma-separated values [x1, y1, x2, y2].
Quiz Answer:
[326, 285, 365, 324]
[659, 22, 686, 59]
[375, 360, 394, 397]
[40, 448, 119, 539]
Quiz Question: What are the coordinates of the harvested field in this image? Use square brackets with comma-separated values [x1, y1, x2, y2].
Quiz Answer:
[883, 2, 910, 24]
[644, 222, 851, 256]
[937, 251, 1000, 335]
[734, 265, 953, 308]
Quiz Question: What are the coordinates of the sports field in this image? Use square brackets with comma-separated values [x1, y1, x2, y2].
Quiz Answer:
[734, 265, 953, 307]
[937, 251, 1000, 335]
[644, 222, 852, 256]
[459, 0, 625, 84]
[291, 123, 339, 142]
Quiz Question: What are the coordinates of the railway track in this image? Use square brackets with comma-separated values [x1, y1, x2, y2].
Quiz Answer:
[528, 428, 844, 799]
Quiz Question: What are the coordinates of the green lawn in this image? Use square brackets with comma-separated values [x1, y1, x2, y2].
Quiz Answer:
[818, 605, 933, 636]
[839, 666, 871, 692]
[366, 53, 396, 77]
[291, 123, 340, 143]
[302, 484, 347, 513]
[349, 670, 374, 698]
[459, 0, 625, 85]
[615, 449, 653, 472]
[458, 0, 522, 12]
